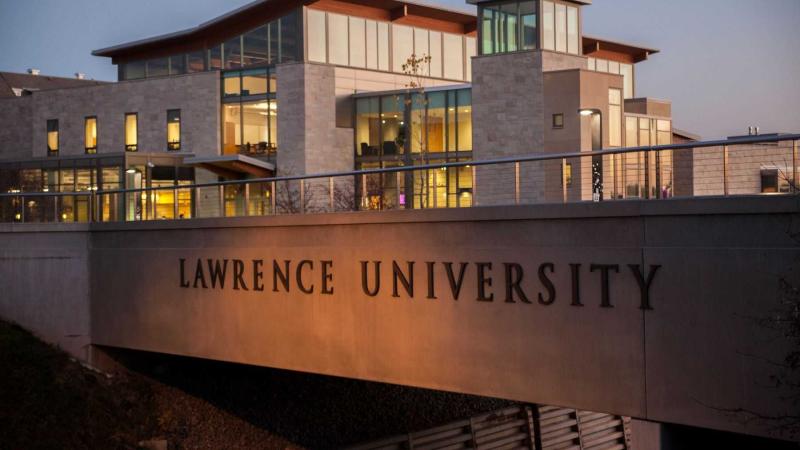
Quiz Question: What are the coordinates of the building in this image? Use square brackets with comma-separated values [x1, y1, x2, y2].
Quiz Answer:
[0, 0, 794, 223]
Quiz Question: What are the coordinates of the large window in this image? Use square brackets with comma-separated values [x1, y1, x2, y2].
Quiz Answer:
[355, 88, 472, 158]
[167, 110, 181, 151]
[587, 58, 635, 99]
[125, 113, 137, 152]
[84, 117, 97, 154]
[479, 1, 537, 55]
[47, 120, 58, 156]
[542, 1, 579, 55]
[221, 67, 277, 156]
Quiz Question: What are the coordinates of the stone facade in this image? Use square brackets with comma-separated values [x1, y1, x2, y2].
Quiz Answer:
[471, 51, 546, 206]
[692, 141, 797, 196]
[24, 71, 220, 158]
[0, 96, 33, 160]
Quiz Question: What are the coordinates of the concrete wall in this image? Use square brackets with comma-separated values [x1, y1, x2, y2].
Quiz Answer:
[21, 71, 220, 158]
[0, 223, 91, 360]
[0, 96, 33, 160]
[82, 196, 800, 442]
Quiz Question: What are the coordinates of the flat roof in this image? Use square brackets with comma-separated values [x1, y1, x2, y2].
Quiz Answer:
[0, 72, 106, 98]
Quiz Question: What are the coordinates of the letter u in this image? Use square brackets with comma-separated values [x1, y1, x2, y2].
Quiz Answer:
[361, 261, 381, 297]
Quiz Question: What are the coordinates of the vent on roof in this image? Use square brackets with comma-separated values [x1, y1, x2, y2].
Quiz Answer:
[75, 73, 86, 80]
[27, 68, 40, 76]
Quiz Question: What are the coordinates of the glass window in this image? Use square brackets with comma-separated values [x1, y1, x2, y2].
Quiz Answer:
[442, 33, 463, 80]
[657, 120, 671, 145]
[147, 58, 169, 77]
[481, 5, 495, 54]
[170, 55, 186, 75]
[125, 113, 137, 152]
[223, 104, 241, 155]
[427, 92, 446, 153]
[553, 113, 564, 128]
[596, 58, 608, 72]
[188, 51, 205, 72]
[502, 3, 519, 52]
[626, 116, 638, 146]
[243, 26, 269, 66]
[393, 25, 413, 73]
[328, 13, 349, 65]
[167, 110, 181, 151]
[608, 61, 620, 75]
[542, 1, 555, 51]
[242, 69, 268, 96]
[456, 89, 472, 151]
[620, 63, 634, 99]
[124, 61, 145, 80]
[307, 9, 327, 63]
[356, 97, 381, 156]
[349, 17, 366, 68]
[609, 89, 622, 147]
[223, 71, 241, 98]
[47, 119, 58, 155]
[381, 96, 406, 155]
[638, 117, 650, 146]
[366, 20, 378, 70]
[520, 1, 537, 50]
[378, 22, 390, 71]
[224, 36, 242, 69]
[428, 31, 442, 78]
[587, 57, 596, 71]
[280, 10, 300, 63]
[209, 45, 223, 70]
[269, 20, 280, 63]
[242, 102, 270, 153]
[555, 3, 567, 53]
[85, 117, 97, 154]
[567, 6, 579, 54]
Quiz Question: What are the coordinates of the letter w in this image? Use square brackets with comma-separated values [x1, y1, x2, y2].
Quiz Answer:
[207, 259, 228, 289]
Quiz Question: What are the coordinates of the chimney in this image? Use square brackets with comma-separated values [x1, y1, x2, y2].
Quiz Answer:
[27, 68, 40, 76]
[75, 73, 86, 80]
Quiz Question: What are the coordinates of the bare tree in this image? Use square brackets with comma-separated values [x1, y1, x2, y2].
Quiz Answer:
[401, 53, 434, 209]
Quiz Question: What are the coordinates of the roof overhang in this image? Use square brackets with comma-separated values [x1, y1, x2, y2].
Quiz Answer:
[467, 0, 590, 4]
[182, 154, 275, 179]
[582, 35, 659, 63]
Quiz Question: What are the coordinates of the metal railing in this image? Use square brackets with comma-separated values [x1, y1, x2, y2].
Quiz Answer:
[0, 134, 797, 224]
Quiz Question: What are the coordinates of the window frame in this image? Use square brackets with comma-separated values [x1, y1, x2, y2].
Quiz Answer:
[478, 1, 539, 55]
[84, 116, 98, 154]
[552, 113, 564, 129]
[125, 112, 138, 152]
[167, 109, 182, 152]
[46, 119, 59, 156]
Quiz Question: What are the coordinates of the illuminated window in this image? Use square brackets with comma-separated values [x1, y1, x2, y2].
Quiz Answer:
[555, 3, 567, 53]
[560, 162, 573, 187]
[542, 1, 555, 51]
[567, 6, 579, 54]
[84, 117, 97, 154]
[47, 119, 58, 155]
[167, 110, 181, 151]
[125, 113, 138, 152]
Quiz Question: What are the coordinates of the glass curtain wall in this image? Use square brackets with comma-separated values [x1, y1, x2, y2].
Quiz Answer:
[119, 9, 300, 80]
[541, 1, 580, 55]
[354, 88, 473, 209]
[479, 1, 537, 55]
[222, 67, 277, 157]
[623, 115, 672, 199]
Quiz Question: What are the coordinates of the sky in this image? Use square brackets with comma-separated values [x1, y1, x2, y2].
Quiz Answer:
[0, 0, 797, 139]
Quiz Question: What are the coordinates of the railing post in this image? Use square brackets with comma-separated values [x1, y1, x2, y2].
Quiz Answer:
[19, 195, 24, 223]
[472, 165, 477, 207]
[793, 140, 798, 191]
[299, 179, 305, 214]
[329, 177, 335, 212]
[396, 171, 402, 209]
[723, 145, 729, 196]
[194, 187, 200, 219]
[361, 173, 367, 210]
[271, 181, 276, 215]
[432, 169, 438, 209]
[218, 185, 225, 218]
[561, 158, 568, 204]
[514, 162, 520, 205]
[244, 183, 250, 217]
[173, 187, 179, 219]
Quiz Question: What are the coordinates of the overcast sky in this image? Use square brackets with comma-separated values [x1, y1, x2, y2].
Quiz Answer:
[0, 0, 797, 138]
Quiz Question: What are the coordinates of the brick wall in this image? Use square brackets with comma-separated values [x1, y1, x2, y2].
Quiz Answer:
[0, 96, 33, 160]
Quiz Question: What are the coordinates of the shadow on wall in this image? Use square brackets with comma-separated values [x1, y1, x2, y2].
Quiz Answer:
[104, 347, 515, 449]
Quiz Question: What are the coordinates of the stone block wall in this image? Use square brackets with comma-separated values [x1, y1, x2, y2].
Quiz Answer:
[471, 51, 546, 206]
[0, 96, 33, 160]
[693, 142, 796, 196]
[26, 71, 220, 158]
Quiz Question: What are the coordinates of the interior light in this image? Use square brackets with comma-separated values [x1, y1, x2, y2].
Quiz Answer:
[126, 169, 137, 174]
[580, 110, 595, 116]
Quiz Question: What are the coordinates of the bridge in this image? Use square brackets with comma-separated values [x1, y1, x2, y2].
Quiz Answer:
[0, 136, 798, 445]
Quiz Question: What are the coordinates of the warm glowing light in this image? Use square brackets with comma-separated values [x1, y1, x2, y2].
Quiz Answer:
[126, 168, 137, 174]
[579, 109, 595, 116]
